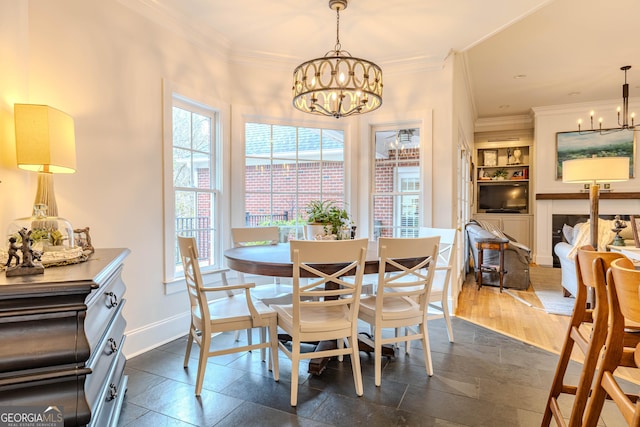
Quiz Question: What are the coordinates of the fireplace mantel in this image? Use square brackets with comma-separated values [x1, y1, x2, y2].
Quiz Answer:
[536, 192, 640, 200]
[534, 193, 640, 266]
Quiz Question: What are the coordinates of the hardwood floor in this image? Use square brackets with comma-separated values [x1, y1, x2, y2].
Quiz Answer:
[456, 271, 570, 355]
[456, 269, 640, 384]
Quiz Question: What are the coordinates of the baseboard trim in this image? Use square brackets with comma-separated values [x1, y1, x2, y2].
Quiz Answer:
[123, 311, 190, 359]
[535, 254, 554, 266]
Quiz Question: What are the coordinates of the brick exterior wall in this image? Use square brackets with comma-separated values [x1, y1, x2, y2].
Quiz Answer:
[373, 148, 420, 238]
[243, 147, 420, 239]
[245, 161, 345, 222]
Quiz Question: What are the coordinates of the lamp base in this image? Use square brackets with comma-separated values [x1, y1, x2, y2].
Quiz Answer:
[34, 172, 58, 217]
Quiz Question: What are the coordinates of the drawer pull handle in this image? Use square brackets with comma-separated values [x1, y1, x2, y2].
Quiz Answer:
[105, 291, 119, 308]
[107, 338, 118, 354]
[108, 383, 118, 401]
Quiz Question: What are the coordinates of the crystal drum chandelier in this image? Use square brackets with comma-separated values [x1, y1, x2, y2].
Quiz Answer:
[292, 0, 383, 119]
[577, 65, 637, 134]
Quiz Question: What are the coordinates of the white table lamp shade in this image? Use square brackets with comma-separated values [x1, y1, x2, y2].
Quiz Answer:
[14, 104, 76, 217]
[562, 157, 629, 183]
[562, 156, 629, 251]
[14, 104, 76, 174]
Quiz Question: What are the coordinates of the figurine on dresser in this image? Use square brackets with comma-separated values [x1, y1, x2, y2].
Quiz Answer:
[5, 237, 20, 267]
[6, 227, 44, 276]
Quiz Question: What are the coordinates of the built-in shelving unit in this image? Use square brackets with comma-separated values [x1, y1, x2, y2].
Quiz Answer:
[473, 130, 534, 248]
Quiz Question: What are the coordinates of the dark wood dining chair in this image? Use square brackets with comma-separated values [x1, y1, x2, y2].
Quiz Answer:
[542, 245, 624, 426]
[583, 257, 640, 426]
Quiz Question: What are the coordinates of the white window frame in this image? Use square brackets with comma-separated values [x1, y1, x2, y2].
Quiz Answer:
[394, 166, 420, 236]
[240, 118, 350, 233]
[162, 80, 228, 294]
[370, 124, 423, 239]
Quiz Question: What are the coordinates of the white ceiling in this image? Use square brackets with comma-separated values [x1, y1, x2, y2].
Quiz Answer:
[138, 0, 640, 120]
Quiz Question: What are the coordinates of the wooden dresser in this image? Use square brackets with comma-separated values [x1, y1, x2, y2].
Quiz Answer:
[0, 248, 130, 427]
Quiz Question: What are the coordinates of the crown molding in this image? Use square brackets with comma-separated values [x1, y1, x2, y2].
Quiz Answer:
[532, 97, 640, 117]
[118, 0, 449, 76]
[474, 114, 534, 133]
[116, 0, 229, 58]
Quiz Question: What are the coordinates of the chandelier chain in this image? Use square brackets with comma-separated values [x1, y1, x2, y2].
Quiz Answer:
[291, 0, 383, 118]
[334, 6, 341, 52]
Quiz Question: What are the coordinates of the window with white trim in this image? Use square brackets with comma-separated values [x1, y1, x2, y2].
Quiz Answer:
[372, 127, 422, 238]
[244, 122, 346, 239]
[164, 96, 221, 281]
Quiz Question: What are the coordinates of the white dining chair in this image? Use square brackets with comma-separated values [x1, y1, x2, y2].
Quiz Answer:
[177, 236, 279, 396]
[230, 226, 294, 347]
[231, 226, 292, 305]
[358, 236, 439, 386]
[419, 227, 456, 342]
[271, 238, 368, 406]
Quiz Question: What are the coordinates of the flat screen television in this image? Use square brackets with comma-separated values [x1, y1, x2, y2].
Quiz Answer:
[478, 182, 528, 213]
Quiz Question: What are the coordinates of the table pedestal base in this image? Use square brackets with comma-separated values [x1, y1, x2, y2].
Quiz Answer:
[305, 334, 396, 375]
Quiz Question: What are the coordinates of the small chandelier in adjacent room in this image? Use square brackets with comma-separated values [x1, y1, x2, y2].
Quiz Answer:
[577, 65, 637, 134]
[292, 0, 383, 119]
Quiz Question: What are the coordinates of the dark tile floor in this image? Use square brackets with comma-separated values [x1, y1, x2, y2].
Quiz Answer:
[118, 318, 629, 426]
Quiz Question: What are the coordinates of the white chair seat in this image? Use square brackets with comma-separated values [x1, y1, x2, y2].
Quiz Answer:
[271, 238, 368, 406]
[247, 285, 293, 306]
[430, 270, 447, 293]
[229, 226, 292, 344]
[177, 236, 279, 396]
[360, 295, 421, 320]
[273, 304, 352, 333]
[419, 227, 457, 343]
[358, 236, 439, 387]
[197, 296, 275, 321]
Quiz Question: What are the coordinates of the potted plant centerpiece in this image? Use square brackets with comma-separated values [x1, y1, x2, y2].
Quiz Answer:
[304, 200, 351, 240]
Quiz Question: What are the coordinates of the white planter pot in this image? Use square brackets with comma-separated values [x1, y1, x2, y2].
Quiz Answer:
[305, 223, 331, 240]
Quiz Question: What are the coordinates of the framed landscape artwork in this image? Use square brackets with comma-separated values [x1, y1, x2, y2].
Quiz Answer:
[555, 129, 635, 179]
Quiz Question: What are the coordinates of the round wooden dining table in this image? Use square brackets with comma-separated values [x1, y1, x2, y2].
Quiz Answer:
[224, 241, 426, 375]
[224, 241, 383, 278]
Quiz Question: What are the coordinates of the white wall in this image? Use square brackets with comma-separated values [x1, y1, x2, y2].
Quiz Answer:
[0, 1, 31, 227]
[533, 100, 640, 265]
[229, 56, 461, 236]
[0, 0, 232, 356]
[360, 62, 456, 230]
[1, 0, 464, 357]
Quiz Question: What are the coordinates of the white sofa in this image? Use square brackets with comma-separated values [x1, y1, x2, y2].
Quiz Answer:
[554, 219, 636, 297]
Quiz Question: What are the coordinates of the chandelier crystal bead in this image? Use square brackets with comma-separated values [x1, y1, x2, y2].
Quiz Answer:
[292, 0, 383, 118]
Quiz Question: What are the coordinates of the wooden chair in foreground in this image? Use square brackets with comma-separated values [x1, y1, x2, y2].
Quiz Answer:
[542, 245, 624, 426]
[419, 227, 457, 342]
[583, 257, 640, 427]
[177, 236, 279, 396]
[358, 236, 439, 386]
[271, 238, 368, 406]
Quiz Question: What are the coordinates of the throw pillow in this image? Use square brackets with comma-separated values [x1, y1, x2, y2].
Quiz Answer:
[620, 224, 634, 240]
[562, 224, 574, 244]
[572, 222, 585, 245]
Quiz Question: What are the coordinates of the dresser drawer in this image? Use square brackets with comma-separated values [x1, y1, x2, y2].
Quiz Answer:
[85, 303, 126, 408]
[85, 265, 125, 353]
[89, 352, 127, 427]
